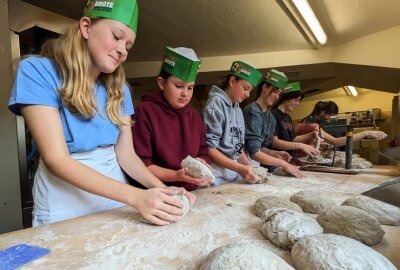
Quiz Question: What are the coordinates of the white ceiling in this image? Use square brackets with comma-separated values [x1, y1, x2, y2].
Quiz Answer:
[20, 0, 400, 96]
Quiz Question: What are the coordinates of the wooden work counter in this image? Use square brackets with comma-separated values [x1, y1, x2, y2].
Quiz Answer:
[1, 166, 399, 269]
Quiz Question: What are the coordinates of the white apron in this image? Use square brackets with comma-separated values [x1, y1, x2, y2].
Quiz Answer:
[211, 161, 242, 186]
[32, 146, 127, 227]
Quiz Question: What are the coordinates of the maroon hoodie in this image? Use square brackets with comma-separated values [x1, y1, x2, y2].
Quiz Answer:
[132, 91, 210, 191]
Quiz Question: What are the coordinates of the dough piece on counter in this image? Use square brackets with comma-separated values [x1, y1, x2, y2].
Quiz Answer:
[181, 155, 215, 183]
[251, 167, 269, 184]
[273, 167, 292, 177]
[200, 243, 294, 270]
[342, 195, 400, 226]
[175, 194, 191, 220]
[292, 234, 396, 270]
[254, 196, 303, 217]
[333, 157, 373, 169]
[261, 208, 323, 250]
[290, 190, 336, 214]
[317, 205, 384, 245]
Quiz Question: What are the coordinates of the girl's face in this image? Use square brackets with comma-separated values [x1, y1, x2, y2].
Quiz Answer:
[226, 77, 254, 103]
[81, 17, 135, 78]
[157, 76, 195, 109]
[262, 85, 282, 106]
[283, 96, 301, 112]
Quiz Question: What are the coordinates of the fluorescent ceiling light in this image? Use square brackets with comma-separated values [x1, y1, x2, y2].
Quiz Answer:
[292, 0, 327, 44]
[343, 85, 358, 96]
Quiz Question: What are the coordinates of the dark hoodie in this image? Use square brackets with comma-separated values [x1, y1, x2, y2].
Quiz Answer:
[132, 91, 210, 191]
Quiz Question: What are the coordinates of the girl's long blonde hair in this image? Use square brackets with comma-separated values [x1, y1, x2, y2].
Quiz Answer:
[41, 20, 130, 126]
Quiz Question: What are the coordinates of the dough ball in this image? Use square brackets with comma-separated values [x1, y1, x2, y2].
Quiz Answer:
[292, 234, 396, 270]
[342, 195, 400, 226]
[254, 196, 303, 217]
[290, 190, 337, 214]
[251, 167, 269, 183]
[200, 243, 294, 270]
[273, 167, 292, 177]
[181, 155, 215, 183]
[317, 205, 384, 245]
[261, 208, 323, 250]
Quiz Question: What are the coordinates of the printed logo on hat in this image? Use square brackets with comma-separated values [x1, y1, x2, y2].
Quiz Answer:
[85, 0, 115, 13]
[163, 53, 177, 68]
[231, 62, 251, 77]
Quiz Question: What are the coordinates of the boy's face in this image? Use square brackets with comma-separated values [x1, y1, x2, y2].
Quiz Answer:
[283, 96, 301, 112]
[157, 76, 194, 109]
[227, 77, 254, 103]
[262, 85, 282, 106]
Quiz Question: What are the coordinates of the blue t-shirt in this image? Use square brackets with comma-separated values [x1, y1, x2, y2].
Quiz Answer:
[8, 56, 134, 154]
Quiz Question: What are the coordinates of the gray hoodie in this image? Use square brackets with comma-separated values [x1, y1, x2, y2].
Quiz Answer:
[202, 85, 245, 160]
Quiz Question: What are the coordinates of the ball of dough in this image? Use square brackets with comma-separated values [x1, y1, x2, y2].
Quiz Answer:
[254, 196, 303, 217]
[317, 205, 384, 245]
[200, 243, 294, 270]
[290, 190, 337, 214]
[292, 234, 396, 270]
[261, 208, 323, 250]
[342, 195, 400, 226]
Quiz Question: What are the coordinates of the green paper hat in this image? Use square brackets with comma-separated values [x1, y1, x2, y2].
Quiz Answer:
[83, 0, 139, 33]
[229, 61, 262, 87]
[161, 47, 201, 82]
[283, 82, 301, 93]
[263, 69, 288, 89]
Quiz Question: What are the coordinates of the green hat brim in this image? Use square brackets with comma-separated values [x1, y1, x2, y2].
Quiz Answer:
[84, 0, 138, 33]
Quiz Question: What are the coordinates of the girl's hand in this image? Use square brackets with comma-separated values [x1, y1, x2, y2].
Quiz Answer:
[281, 163, 304, 178]
[365, 131, 387, 140]
[166, 186, 196, 208]
[298, 143, 320, 157]
[237, 164, 257, 183]
[133, 188, 185, 226]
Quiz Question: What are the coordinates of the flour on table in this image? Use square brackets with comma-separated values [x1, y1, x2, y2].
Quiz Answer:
[254, 196, 303, 217]
[342, 195, 400, 226]
[290, 190, 337, 214]
[317, 205, 385, 245]
[261, 208, 323, 250]
[181, 155, 215, 183]
[199, 243, 294, 270]
[292, 234, 396, 270]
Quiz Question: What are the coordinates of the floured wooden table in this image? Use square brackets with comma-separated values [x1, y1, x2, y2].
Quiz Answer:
[1, 166, 399, 269]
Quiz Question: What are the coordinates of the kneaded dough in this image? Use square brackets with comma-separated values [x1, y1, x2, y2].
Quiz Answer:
[261, 208, 323, 250]
[174, 194, 191, 221]
[273, 167, 292, 177]
[341, 195, 400, 226]
[290, 190, 336, 214]
[181, 155, 215, 183]
[200, 243, 294, 270]
[251, 167, 269, 183]
[292, 234, 396, 270]
[317, 205, 384, 245]
[254, 196, 303, 217]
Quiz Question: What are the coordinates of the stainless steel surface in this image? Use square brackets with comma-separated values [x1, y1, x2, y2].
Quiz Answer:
[362, 177, 400, 207]
[379, 146, 400, 163]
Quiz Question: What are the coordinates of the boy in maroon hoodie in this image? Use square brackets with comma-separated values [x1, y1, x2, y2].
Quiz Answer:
[132, 47, 213, 191]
